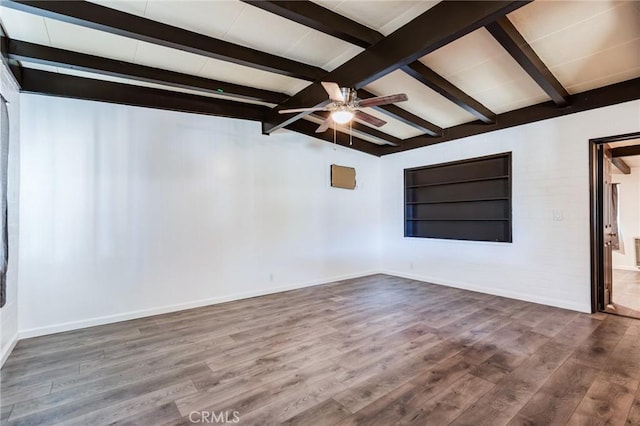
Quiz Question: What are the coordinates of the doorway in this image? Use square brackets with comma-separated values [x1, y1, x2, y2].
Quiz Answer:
[590, 131, 640, 319]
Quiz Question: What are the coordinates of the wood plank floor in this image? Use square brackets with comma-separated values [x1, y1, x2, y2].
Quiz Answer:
[1, 274, 639, 425]
[611, 269, 640, 318]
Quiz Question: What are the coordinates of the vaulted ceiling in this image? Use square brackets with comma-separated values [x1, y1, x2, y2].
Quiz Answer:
[1, 0, 639, 156]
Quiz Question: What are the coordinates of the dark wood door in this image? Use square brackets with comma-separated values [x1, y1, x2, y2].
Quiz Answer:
[603, 148, 613, 306]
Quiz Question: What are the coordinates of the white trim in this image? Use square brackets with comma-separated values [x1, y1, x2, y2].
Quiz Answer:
[613, 265, 640, 272]
[1, 332, 18, 367]
[15, 269, 594, 339]
[18, 270, 377, 339]
[380, 270, 591, 313]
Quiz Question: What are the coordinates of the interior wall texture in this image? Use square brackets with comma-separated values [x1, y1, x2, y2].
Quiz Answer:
[16, 93, 640, 338]
[612, 167, 640, 270]
[0, 65, 21, 365]
[380, 100, 640, 313]
[18, 94, 381, 337]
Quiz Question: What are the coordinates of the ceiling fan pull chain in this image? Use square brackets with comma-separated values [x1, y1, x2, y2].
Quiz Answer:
[349, 121, 353, 146]
[333, 124, 337, 150]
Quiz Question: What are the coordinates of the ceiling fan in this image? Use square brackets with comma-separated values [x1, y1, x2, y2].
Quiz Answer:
[278, 82, 408, 133]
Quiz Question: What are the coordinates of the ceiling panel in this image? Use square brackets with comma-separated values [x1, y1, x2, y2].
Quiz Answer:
[143, 0, 246, 40]
[420, 28, 549, 113]
[521, 1, 640, 68]
[87, 0, 149, 16]
[283, 30, 363, 70]
[418, 28, 508, 78]
[364, 70, 477, 128]
[472, 76, 549, 114]
[133, 41, 208, 76]
[44, 17, 139, 62]
[552, 39, 640, 94]
[198, 58, 310, 96]
[0, 6, 51, 46]
[507, 0, 626, 44]
[311, 0, 439, 36]
[223, 4, 312, 57]
[508, 1, 640, 94]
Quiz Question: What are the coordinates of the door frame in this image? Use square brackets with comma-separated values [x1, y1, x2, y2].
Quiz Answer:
[589, 131, 640, 313]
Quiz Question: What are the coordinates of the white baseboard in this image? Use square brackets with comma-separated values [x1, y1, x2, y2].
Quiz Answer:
[16, 268, 593, 340]
[18, 270, 378, 339]
[1, 333, 18, 368]
[613, 265, 640, 272]
[381, 269, 591, 313]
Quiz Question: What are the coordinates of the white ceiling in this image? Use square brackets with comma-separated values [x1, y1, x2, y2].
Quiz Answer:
[1, 0, 638, 143]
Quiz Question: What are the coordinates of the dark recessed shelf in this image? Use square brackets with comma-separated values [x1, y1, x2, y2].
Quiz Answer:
[405, 175, 509, 189]
[405, 197, 509, 205]
[406, 218, 509, 222]
[404, 152, 512, 242]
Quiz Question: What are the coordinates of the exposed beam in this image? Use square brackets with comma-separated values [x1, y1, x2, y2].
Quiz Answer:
[400, 62, 496, 123]
[240, 1, 384, 48]
[486, 16, 570, 106]
[2, 0, 326, 81]
[20, 69, 381, 156]
[246, 0, 493, 131]
[612, 157, 631, 175]
[263, 1, 528, 133]
[284, 120, 384, 156]
[313, 112, 401, 146]
[611, 145, 640, 158]
[9, 40, 288, 104]
[359, 90, 441, 136]
[378, 77, 640, 155]
[20, 69, 268, 121]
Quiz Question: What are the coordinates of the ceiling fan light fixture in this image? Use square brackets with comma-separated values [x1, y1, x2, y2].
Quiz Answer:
[331, 109, 354, 124]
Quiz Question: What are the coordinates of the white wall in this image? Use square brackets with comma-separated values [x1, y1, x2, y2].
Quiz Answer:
[0, 65, 21, 366]
[14, 92, 640, 341]
[18, 94, 381, 337]
[380, 100, 640, 313]
[613, 167, 640, 270]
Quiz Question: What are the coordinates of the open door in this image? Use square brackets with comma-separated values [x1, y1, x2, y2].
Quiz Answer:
[602, 147, 613, 308]
[591, 131, 640, 317]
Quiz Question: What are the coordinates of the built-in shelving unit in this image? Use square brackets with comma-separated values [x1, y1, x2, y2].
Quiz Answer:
[404, 152, 512, 242]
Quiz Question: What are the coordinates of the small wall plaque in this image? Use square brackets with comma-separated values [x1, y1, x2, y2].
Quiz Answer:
[331, 164, 356, 190]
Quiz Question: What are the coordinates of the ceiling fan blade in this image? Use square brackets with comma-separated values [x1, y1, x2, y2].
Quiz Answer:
[315, 117, 332, 133]
[321, 82, 345, 102]
[278, 107, 328, 114]
[355, 110, 387, 127]
[358, 93, 408, 108]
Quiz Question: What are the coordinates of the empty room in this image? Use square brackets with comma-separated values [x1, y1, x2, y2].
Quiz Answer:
[1, 0, 639, 425]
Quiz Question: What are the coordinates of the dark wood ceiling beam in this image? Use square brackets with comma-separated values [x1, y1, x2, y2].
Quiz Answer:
[246, 0, 494, 131]
[9, 40, 288, 104]
[400, 62, 496, 123]
[19, 69, 381, 156]
[378, 77, 640, 155]
[486, 16, 570, 106]
[20, 68, 268, 121]
[284, 120, 384, 156]
[313, 112, 401, 146]
[612, 157, 631, 174]
[240, 0, 384, 48]
[262, 1, 529, 134]
[3, 0, 326, 81]
[611, 145, 640, 158]
[358, 90, 441, 136]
